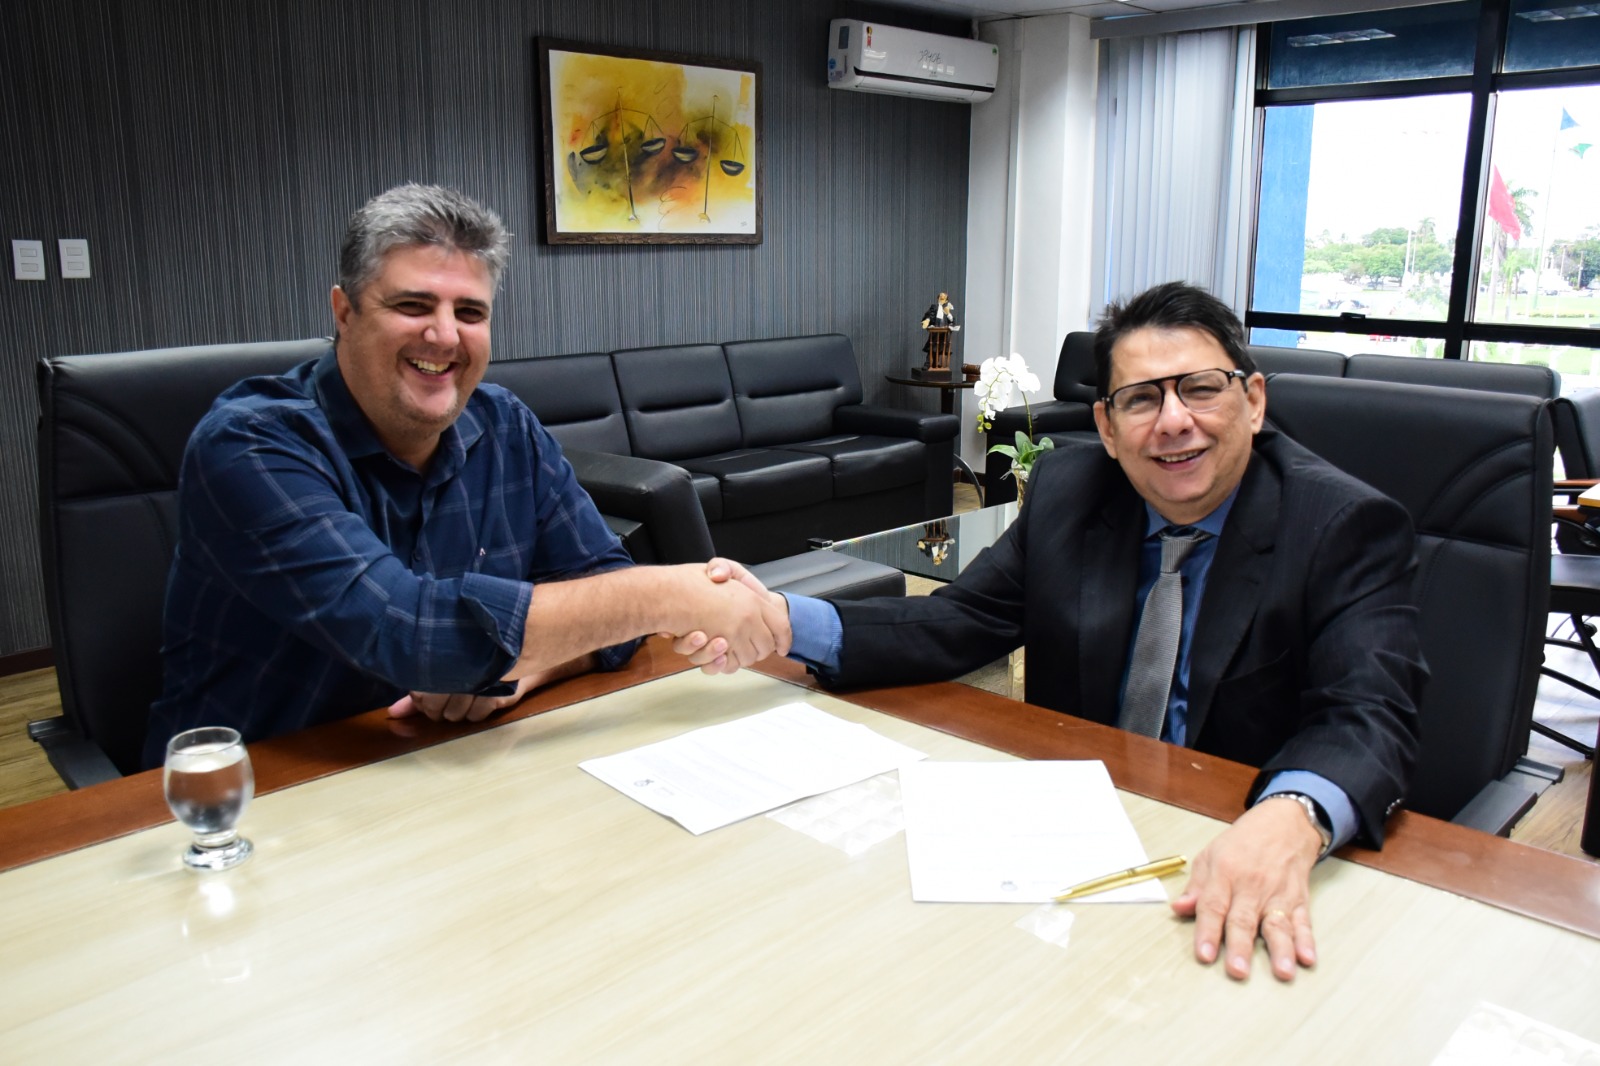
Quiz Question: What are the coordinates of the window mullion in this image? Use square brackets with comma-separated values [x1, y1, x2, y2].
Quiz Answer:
[1444, 0, 1514, 360]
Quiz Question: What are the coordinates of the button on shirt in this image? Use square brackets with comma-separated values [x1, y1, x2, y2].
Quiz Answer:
[144, 353, 636, 768]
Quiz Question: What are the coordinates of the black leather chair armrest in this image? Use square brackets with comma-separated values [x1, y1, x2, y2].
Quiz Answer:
[27, 717, 122, 789]
[564, 448, 716, 564]
[987, 399, 1095, 438]
[834, 404, 959, 442]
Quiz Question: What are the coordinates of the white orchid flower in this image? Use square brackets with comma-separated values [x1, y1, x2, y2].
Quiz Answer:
[975, 356, 1015, 422]
[976, 352, 1056, 483]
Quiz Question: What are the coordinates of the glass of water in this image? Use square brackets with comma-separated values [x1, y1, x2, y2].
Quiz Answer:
[164, 726, 255, 871]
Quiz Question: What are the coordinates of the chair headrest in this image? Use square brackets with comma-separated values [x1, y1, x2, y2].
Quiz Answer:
[41, 339, 332, 498]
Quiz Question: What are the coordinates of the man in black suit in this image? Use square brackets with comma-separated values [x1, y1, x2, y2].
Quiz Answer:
[679, 282, 1424, 983]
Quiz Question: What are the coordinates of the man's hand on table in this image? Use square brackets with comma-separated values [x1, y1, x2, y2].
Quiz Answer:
[388, 653, 599, 724]
[667, 558, 791, 674]
[1171, 797, 1323, 982]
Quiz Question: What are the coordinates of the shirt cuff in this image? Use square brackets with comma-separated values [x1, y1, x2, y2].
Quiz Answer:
[1257, 770, 1358, 856]
[463, 572, 637, 678]
[783, 594, 844, 671]
[460, 572, 533, 657]
[594, 638, 641, 672]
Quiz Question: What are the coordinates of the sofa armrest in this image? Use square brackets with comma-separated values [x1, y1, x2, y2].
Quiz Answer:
[834, 404, 959, 442]
[987, 399, 1095, 438]
[982, 403, 1098, 505]
[564, 448, 716, 564]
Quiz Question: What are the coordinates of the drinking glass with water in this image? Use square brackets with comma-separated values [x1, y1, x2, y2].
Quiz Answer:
[164, 726, 255, 871]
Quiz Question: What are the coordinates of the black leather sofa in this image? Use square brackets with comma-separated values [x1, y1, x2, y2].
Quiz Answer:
[485, 334, 960, 563]
[982, 331, 1560, 502]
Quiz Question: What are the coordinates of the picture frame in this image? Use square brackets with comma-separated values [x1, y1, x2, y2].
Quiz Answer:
[537, 38, 763, 245]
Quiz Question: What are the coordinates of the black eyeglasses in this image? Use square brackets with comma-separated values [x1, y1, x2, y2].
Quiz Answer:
[1101, 368, 1248, 422]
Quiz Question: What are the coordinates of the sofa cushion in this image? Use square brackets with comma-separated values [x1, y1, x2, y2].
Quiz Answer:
[680, 449, 832, 520]
[481, 353, 632, 454]
[1345, 352, 1559, 399]
[749, 552, 906, 600]
[688, 472, 723, 523]
[612, 344, 742, 460]
[723, 335, 865, 447]
[780, 436, 925, 498]
[1248, 345, 1346, 378]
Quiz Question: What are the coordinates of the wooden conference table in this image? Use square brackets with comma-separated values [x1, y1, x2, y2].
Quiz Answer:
[3, 644, 1599, 1061]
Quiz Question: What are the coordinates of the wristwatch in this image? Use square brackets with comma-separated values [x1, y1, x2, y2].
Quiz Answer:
[1266, 792, 1333, 859]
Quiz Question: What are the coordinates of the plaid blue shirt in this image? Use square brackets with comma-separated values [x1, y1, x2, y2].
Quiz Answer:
[144, 352, 636, 767]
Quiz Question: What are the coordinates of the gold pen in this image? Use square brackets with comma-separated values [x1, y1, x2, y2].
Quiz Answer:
[1052, 855, 1188, 902]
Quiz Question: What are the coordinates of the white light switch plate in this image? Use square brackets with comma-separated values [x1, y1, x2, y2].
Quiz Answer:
[12, 240, 45, 281]
[59, 238, 90, 279]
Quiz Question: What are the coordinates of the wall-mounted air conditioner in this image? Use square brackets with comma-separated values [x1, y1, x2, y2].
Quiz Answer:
[826, 19, 998, 105]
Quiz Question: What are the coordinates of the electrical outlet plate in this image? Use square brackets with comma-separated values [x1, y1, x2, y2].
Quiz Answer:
[12, 240, 45, 281]
[59, 238, 90, 279]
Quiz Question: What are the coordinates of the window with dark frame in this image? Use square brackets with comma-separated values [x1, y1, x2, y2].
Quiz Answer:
[1246, 0, 1600, 386]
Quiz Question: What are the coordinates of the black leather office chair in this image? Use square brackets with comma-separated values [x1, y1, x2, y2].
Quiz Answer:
[33, 340, 326, 784]
[1536, 389, 1600, 758]
[32, 340, 904, 787]
[1265, 375, 1552, 832]
[1553, 391, 1600, 482]
[982, 332, 1098, 505]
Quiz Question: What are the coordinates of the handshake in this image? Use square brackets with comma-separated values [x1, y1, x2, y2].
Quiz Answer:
[391, 557, 793, 726]
[662, 558, 791, 674]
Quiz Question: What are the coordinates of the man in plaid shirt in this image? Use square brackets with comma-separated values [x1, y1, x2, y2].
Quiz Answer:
[144, 184, 784, 767]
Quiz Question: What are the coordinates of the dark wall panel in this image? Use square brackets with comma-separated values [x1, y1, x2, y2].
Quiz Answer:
[0, 0, 971, 655]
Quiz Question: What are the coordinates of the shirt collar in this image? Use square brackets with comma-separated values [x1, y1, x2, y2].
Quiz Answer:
[313, 349, 485, 477]
[1143, 484, 1240, 539]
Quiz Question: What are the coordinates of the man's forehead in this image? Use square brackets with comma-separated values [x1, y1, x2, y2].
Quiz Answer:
[1110, 326, 1230, 382]
[372, 246, 492, 301]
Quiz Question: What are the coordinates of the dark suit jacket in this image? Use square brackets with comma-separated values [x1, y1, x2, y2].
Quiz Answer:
[828, 429, 1424, 845]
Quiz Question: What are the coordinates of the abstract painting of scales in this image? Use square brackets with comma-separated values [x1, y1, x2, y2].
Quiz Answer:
[539, 40, 762, 244]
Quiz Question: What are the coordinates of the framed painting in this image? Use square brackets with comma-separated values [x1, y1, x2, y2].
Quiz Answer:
[537, 38, 762, 245]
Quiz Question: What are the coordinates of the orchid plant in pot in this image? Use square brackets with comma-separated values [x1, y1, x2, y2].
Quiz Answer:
[974, 353, 1053, 507]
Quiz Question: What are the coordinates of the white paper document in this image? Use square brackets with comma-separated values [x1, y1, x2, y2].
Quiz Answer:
[579, 702, 927, 835]
[899, 761, 1165, 904]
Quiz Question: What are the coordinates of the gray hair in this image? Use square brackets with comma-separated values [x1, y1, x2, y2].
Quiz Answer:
[338, 183, 511, 306]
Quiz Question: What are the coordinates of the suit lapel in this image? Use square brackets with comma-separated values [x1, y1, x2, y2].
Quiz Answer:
[1078, 485, 1144, 723]
[1186, 450, 1281, 741]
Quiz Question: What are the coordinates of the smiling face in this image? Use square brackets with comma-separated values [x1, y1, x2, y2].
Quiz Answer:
[331, 244, 493, 469]
[1091, 325, 1266, 526]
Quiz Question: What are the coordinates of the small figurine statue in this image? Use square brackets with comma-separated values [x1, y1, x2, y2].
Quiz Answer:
[917, 520, 953, 566]
[921, 292, 958, 331]
[919, 291, 961, 375]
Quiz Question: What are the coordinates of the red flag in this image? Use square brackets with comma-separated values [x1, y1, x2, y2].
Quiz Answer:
[1487, 165, 1521, 242]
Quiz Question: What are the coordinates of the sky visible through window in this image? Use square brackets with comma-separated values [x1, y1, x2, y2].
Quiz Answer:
[1255, 86, 1597, 368]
